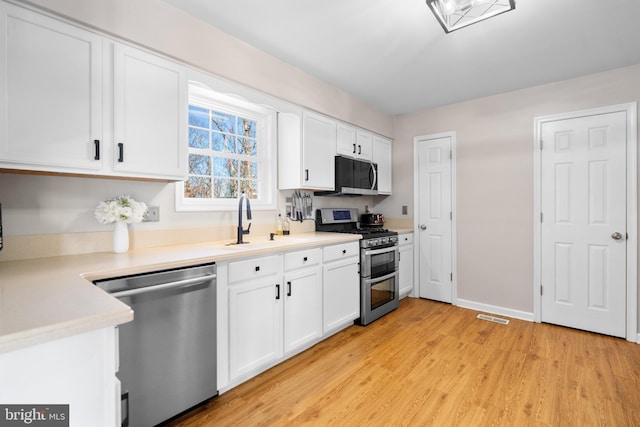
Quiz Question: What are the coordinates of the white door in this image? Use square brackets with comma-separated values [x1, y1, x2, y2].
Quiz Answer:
[416, 135, 453, 302]
[541, 111, 627, 337]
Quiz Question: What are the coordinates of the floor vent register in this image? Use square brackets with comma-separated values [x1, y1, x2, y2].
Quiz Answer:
[476, 313, 509, 325]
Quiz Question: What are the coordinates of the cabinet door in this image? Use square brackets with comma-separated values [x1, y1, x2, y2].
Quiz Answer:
[336, 123, 357, 158]
[228, 277, 282, 380]
[323, 256, 360, 334]
[0, 3, 103, 172]
[373, 135, 392, 194]
[113, 43, 187, 180]
[356, 130, 373, 161]
[302, 112, 336, 190]
[284, 266, 322, 355]
[399, 242, 414, 297]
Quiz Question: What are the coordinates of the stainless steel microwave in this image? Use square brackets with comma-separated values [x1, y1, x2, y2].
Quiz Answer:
[315, 155, 378, 196]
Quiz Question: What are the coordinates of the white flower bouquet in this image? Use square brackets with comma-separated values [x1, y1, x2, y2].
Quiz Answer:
[95, 194, 148, 225]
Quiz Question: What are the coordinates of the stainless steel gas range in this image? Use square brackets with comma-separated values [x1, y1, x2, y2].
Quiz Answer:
[316, 208, 399, 325]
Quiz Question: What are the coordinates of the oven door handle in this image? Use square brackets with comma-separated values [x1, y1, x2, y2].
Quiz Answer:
[364, 246, 398, 257]
[364, 271, 398, 284]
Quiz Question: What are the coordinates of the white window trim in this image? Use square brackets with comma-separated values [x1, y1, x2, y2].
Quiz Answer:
[176, 83, 277, 212]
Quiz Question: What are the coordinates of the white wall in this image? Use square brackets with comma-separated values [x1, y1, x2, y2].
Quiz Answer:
[384, 64, 640, 328]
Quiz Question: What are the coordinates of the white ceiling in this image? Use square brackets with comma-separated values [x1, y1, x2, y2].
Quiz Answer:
[162, 0, 640, 115]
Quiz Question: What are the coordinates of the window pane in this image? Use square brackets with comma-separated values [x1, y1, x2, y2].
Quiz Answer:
[239, 117, 256, 139]
[189, 154, 211, 175]
[213, 178, 238, 199]
[239, 160, 257, 180]
[189, 105, 209, 128]
[212, 132, 236, 153]
[213, 157, 237, 177]
[237, 137, 257, 156]
[189, 128, 209, 149]
[240, 180, 258, 199]
[211, 112, 236, 134]
[184, 176, 211, 198]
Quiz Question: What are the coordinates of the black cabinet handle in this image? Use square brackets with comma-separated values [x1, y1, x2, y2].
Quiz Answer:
[255, 266, 260, 272]
[276, 284, 281, 300]
[342, 249, 347, 254]
[358, 144, 362, 155]
[122, 391, 129, 427]
[352, 143, 356, 154]
[287, 281, 292, 297]
[93, 140, 100, 160]
[117, 143, 124, 162]
[305, 169, 309, 181]
[303, 256, 308, 262]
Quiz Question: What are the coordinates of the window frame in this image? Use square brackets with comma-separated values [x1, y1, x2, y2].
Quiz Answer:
[176, 84, 277, 212]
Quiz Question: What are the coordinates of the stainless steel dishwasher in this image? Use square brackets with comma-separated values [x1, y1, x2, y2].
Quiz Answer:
[95, 263, 217, 427]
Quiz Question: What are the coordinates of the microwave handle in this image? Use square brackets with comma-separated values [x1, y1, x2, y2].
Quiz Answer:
[369, 162, 377, 191]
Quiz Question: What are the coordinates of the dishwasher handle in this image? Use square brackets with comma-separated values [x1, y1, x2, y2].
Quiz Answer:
[110, 274, 217, 298]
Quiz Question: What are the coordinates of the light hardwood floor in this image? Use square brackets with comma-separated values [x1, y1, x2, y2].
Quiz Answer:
[169, 298, 640, 426]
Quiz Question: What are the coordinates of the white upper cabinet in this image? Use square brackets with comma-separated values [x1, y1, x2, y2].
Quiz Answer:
[336, 123, 372, 161]
[336, 123, 356, 158]
[355, 130, 373, 161]
[112, 43, 187, 180]
[0, 2, 104, 172]
[373, 135, 392, 194]
[0, 2, 188, 180]
[278, 111, 336, 191]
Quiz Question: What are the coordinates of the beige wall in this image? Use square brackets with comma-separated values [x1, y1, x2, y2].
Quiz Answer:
[19, 0, 392, 137]
[383, 64, 640, 327]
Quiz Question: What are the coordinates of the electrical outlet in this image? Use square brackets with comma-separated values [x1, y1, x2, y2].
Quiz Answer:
[144, 206, 160, 222]
[402, 205, 408, 215]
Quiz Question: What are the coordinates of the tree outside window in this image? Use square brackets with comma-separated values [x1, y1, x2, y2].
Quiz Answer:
[185, 105, 259, 200]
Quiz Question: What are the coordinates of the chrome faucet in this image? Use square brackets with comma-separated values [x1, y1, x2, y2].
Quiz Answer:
[237, 192, 252, 244]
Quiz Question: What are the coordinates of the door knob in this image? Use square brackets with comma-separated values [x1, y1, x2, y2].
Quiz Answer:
[419, 224, 427, 230]
[611, 232, 623, 240]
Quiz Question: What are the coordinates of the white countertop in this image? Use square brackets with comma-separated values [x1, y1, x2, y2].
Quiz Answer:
[0, 232, 360, 354]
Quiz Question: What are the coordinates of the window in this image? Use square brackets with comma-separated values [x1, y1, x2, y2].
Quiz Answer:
[176, 84, 276, 211]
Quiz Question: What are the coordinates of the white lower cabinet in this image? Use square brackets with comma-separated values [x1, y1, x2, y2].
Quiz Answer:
[222, 241, 360, 392]
[0, 327, 119, 427]
[227, 255, 283, 382]
[398, 233, 414, 297]
[283, 248, 322, 356]
[322, 242, 360, 335]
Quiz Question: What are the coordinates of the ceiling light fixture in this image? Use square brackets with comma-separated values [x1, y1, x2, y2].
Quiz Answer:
[426, 0, 515, 33]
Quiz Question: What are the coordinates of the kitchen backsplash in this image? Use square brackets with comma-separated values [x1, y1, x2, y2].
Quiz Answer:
[0, 172, 392, 261]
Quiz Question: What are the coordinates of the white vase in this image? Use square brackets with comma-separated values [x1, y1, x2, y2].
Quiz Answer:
[113, 222, 129, 254]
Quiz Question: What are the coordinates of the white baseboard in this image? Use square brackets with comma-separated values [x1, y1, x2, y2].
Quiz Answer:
[455, 298, 534, 322]
[636, 333, 640, 344]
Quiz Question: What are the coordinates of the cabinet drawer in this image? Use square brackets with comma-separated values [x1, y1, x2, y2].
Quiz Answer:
[323, 242, 359, 263]
[284, 248, 321, 271]
[398, 233, 414, 245]
[228, 255, 280, 283]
